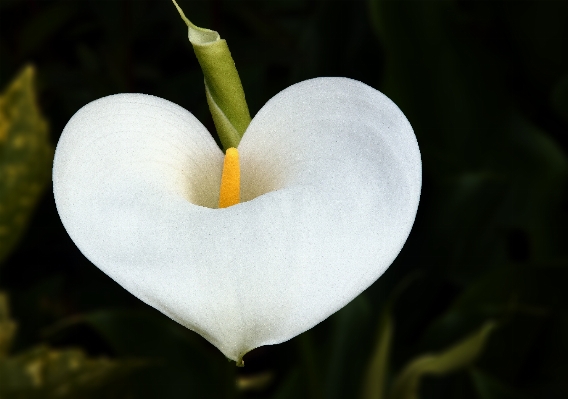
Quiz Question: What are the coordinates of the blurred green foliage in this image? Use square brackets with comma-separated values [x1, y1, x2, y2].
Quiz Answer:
[0, 66, 53, 263]
[0, 293, 146, 398]
[390, 320, 496, 399]
[0, 0, 566, 398]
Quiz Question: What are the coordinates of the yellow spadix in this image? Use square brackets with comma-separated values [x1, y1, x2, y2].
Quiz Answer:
[218, 147, 240, 208]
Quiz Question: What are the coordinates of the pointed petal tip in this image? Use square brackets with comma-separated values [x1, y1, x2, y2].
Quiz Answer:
[171, 0, 220, 45]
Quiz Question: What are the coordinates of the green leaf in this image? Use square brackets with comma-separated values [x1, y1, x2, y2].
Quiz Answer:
[297, 330, 323, 399]
[361, 273, 422, 399]
[0, 65, 53, 264]
[368, 0, 568, 283]
[0, 292, 17, 358]
[270, 368, 304, 399]
[390, 321, 497, 399]
[50, 309, 226, 399]
[324, 295, 371, 399]
[0, 345, 146, 399]
[417, 265, 568, 393]
[470, 368, 531, 399]
[361, 302, 393, 399]
[171, 0, 251, 150]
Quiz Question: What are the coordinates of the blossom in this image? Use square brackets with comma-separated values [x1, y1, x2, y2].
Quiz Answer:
[52, 77, 421, 365]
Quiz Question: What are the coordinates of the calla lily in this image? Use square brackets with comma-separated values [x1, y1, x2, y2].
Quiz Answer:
[53, 77, 421, 365]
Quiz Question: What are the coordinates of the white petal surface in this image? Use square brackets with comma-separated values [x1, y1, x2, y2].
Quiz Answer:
[53, 78, 421, 363]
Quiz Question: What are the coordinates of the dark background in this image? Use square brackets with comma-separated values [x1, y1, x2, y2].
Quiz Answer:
[1, 0, 567, 398]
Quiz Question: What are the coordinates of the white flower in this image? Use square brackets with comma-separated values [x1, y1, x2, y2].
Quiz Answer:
[53, 77, 421, 365]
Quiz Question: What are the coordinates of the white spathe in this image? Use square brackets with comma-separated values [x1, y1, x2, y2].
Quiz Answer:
[53, 77, 421, 363]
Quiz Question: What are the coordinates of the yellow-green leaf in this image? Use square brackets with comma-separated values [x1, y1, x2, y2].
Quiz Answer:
[171, 0, 251, 151]
[390, 320, 497, 399]
[470, 368, 530, 399]
[0, 65, 53, 264]
[0, 345, 146, 398]
[0, 292, 17, 358]
[361, 304, 393, 399]
[362, 273, 422, 399]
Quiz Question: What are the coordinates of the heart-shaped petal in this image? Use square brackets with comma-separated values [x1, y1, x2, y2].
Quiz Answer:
[53, 77, 421, 363]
